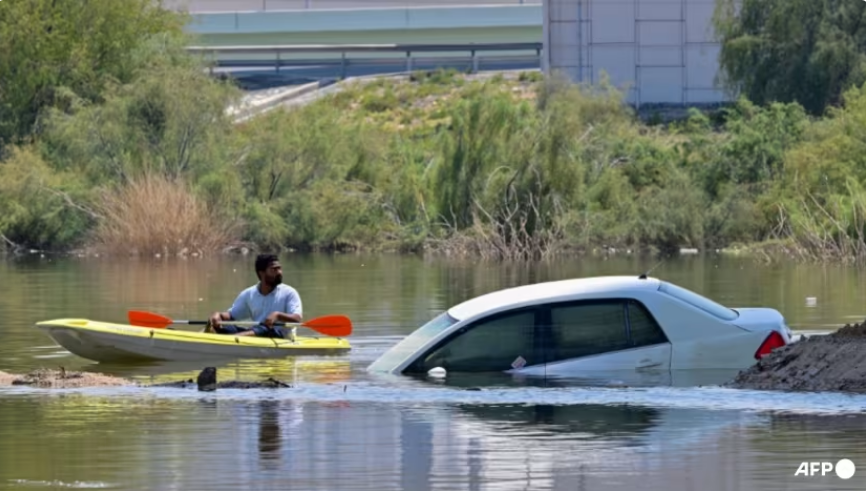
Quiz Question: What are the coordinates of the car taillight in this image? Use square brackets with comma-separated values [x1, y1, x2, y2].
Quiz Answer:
[754, 331, 786, 360]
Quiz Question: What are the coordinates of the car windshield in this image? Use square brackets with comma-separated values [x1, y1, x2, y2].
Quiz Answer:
[367, 311, 459, 373]
[658, 282, 739, 321]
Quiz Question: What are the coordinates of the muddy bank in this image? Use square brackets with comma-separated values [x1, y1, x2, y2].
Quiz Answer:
[0, 368, 131, 388]
[726, 319, 866, 393]
[0, 367, 292, 391]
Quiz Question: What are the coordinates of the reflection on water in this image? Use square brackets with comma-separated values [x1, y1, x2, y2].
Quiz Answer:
[407, 368, 747, 390]
[3, 252, 866, 490]
[455, 402, 663, 438]
[81, 357, 355, 388]
[258, 399, 282, 469]
[2, 393, 866, 490]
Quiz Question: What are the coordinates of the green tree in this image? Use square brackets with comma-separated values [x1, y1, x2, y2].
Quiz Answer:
[713, 0, 866, 115]
[0, 0, 186, 147]
[39, 59, 239, 185]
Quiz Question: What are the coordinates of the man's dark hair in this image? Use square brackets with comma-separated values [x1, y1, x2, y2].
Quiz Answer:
[255, 254, 279, 274]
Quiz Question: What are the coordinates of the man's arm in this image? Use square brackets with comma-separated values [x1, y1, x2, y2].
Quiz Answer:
[276, 312, 302, 323]
[263, 290, 303, 327]
[209, 292, 247, 327]
[285, 289, 303, 322]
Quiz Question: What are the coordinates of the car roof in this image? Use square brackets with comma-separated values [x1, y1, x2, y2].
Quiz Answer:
[447, 275, 661, 321]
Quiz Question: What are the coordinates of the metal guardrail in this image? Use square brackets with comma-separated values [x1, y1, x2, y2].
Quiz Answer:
[187, 42, 543, 55]
[188, 42, 544, 76]
[167, 0, 540, 13]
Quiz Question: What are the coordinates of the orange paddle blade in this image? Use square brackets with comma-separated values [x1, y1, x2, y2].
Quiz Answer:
[128, 310, 173, 328]
[303, 314, 353, 337]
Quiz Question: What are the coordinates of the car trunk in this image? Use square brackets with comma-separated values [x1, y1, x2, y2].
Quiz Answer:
[732, 307, 793, 359]
[732, 307, 790, 335]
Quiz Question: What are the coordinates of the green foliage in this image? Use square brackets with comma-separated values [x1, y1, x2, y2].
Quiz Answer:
[0, 0, 237, 252]
[0, 146, 94, 250]
[766, 83, 866, 259]
[232, 100, 393, 251]
[681, 98, 809, 197]
[3, 0, 866, 264]
[431, 86, 528, 230]
[280, 180, 387, 251]
[39, 60, 239, 185]
[784, 84, 866, 193]
[713, 0, 866, 115]
[0, 0, 188, 147]
[239, 202, 291, 252]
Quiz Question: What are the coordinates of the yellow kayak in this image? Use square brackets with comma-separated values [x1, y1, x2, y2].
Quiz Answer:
[35, 318, 352, 363]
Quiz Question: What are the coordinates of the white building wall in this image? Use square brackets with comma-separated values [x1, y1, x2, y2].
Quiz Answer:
[543, 0, 728, 107]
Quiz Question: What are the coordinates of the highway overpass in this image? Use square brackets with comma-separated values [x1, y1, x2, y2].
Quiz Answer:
[166, 0, 543, 88]
[165, 0, 541, 47]
[166, 0, 730, 106]
[165, 0, 540, 11]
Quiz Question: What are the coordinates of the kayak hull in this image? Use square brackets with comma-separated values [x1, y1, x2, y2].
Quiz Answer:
[35, 319, 352, 363]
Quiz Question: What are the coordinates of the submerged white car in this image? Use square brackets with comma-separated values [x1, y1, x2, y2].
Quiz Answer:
[367, 275, 793, 377]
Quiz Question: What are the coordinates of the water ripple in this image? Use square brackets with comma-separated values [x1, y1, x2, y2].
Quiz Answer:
[2, 380, 866, 416]
[7, 480, 113, 489]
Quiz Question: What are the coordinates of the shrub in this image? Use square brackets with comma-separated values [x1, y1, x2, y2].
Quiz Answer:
[89, 173, 240, 256]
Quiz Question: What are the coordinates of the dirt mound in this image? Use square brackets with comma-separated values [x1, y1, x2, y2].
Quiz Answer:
[0, 367, 292, 391]
[829, 320, 866, 338]
[0, 368, 133, 388]
[726, 319, 866, 393]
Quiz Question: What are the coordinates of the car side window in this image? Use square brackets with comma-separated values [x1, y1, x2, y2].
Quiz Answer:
[627, 300, 669, 347]
[548, 301, 631, 362]
[406, 310, 537, 373]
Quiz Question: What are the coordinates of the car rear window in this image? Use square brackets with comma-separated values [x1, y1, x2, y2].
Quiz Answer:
[658, 282, 739, 321]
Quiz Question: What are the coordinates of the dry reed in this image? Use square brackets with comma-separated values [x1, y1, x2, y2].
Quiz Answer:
[425, 191, 566, 260]
[89, 173, 240, 256]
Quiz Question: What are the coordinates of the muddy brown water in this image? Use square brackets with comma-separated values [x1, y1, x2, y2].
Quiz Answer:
[3, 252, 866, 490]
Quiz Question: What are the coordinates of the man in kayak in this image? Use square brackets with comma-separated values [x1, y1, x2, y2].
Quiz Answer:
[206, 254, 303, 339]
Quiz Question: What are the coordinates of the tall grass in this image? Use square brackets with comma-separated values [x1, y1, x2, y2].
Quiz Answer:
[775, 181, 866, 263]
[9, 64, 866, 264]
[89, 173, 240, 256]
[423, 75, 641, 259]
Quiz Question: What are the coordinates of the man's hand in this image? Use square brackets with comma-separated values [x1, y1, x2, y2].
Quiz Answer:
[263, 311, 301, 329]
[263, 311, 281, 329]
[208, 312, 223, 329]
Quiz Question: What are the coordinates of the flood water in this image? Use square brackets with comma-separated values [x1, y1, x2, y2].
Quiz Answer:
[2, 252, 866, 490]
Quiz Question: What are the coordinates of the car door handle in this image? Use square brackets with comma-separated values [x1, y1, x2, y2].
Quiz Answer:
[636, 358, 662, 369]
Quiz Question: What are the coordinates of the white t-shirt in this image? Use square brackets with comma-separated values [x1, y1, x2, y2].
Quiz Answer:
[227, 283, 303, 323]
